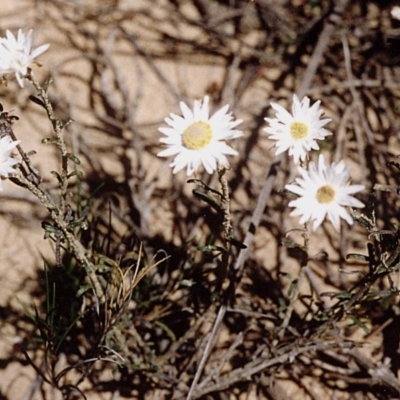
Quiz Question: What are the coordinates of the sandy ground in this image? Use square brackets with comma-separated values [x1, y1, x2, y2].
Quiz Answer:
[0, 1, 398, 399]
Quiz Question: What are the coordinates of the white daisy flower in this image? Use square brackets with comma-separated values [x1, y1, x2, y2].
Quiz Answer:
[0, 29, 50, 87]
[157, 96, 242, 176]
[0, 136, 20, 190]
[285, 155, 365, 231]
[264, 94, 332, 164]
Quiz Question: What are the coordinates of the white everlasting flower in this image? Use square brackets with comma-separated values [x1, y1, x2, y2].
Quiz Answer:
[0, 136, 20, 190]
[157, 96, 243, 176]
[264, 94, 332, 164]
[391, 6, 400, 20]
[285, 155, 365, 231]
[0, 29, 50, 87]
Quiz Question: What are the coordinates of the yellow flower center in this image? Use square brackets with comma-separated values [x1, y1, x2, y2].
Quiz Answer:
[290, 121, 308, 140]
[182, 121, 213, 150]
[316, 185, 335, 204]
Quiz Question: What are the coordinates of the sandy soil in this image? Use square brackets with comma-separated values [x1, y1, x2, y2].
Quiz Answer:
[0, 1, 399, 399]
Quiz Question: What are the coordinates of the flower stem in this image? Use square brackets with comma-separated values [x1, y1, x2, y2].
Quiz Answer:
[217, 165, 233, 249]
